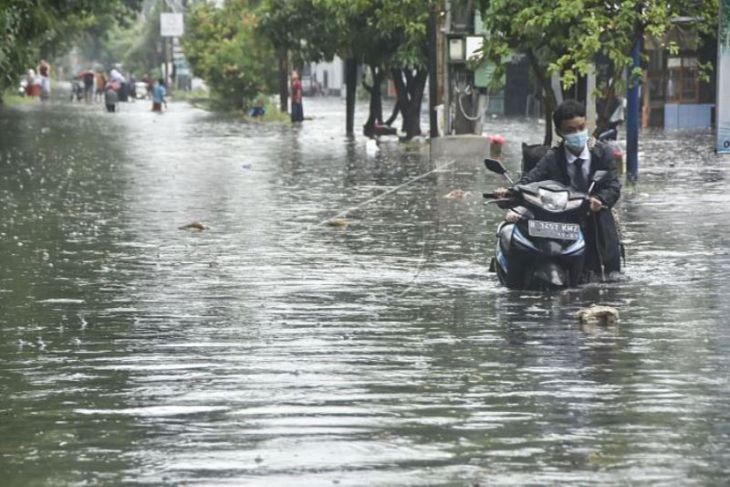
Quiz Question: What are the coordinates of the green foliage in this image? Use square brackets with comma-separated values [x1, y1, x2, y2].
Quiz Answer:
[308, 0, 430, 68]
[121, 1, 164, 76]
[0, 0, 142, 98]
[183, 0, 278, 110]
[258, 0, 339, 67]
[477, 0, 720, 138]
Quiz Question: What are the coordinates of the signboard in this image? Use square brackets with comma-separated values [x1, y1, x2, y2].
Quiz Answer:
[160, 13, 184, 37]
[465, 36, 484, 62]
[718, 0, 730, 153]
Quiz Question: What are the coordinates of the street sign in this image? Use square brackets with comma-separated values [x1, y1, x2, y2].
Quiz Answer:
[160, 13, 184, 37]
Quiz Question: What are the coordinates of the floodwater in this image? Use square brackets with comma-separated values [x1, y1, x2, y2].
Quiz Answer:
[1, 96, 729, 486]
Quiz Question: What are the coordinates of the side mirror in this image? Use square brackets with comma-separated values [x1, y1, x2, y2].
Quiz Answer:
[484, 158, 507, 175]
[597, 128, 617, 141]
[592, 170, 608, 183]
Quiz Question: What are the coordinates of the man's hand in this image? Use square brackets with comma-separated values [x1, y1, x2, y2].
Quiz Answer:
[589, 196, 604, 213]
[505, 209, 521, 223]
[495, 187, 511, 198]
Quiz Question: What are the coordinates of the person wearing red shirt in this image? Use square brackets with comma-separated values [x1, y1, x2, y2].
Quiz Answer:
[290, 71, 304, 122]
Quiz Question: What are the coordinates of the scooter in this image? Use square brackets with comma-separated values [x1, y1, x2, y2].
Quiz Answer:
[483, 157, 608, 290]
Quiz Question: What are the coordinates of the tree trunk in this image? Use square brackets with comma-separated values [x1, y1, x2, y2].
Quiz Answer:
[278, 48, 288, 114]
[392, 68, 428, 140]
[542, 84, 557, 146]
[391, 69, 407, 133]
[526, 49, 556, 146]
[384, 74, 402, 126]
[345, 57, 358, 135]
[363, 65, 384, 137]
[595, 81, 617, 136]
[384, 98, 401, 126]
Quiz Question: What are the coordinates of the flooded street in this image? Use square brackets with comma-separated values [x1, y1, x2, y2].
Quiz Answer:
[2, 97, 730, 485]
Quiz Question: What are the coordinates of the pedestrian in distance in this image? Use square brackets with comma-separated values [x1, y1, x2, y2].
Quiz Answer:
[290, 70, 304, 123]
[80, 69, 95, 102]
[25, 69, 41, 97]
[152, 78, 167, 113]
[95, 71, 106, 103]
[37, 60, 50, 101]
[495, 99, 623, 281]
[104, 81, 119, 113]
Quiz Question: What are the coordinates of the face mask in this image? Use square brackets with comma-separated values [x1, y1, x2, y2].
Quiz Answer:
[563, 130, 588, 152]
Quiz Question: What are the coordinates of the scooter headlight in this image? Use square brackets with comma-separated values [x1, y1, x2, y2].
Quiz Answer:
[538, 189, 568, 211]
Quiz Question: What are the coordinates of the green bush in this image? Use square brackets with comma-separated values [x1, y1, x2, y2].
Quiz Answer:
[183, 0, 277, 110]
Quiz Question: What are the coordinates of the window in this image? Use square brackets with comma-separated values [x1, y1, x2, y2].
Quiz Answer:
[666, 56, 700, 103]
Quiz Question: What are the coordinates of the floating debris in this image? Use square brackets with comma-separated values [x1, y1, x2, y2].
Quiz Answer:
[326, 218, 349, 228]
[576, 305, 620, 327]
[444, 189, 472, 200]
[365, 138, 380, 157]
[178, 222, 206, 231]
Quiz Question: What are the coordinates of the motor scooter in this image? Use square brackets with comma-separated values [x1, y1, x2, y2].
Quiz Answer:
[484, 158, 608, 290]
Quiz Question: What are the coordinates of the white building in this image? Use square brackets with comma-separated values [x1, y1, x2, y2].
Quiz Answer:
[303, 56, 345, 96]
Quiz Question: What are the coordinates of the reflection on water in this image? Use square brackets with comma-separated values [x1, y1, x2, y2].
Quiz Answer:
[1, 99, 729, 485]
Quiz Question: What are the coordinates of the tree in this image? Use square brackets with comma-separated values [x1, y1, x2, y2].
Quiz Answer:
[477, 0, 720, 144]
[315, 0, 432, 139]
[0, 0, 142, 103]
[183, 0, 278, 110]
[476, 0, 576, 145]
[258, 0, 338, 113]
[376, 0, 431, 139]
[75, 0, 165, 76]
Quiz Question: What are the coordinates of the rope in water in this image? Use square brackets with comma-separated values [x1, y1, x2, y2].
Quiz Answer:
[281, 159, 458, 244]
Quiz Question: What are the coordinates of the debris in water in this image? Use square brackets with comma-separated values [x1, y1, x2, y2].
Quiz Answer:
[576, 304, 620, 327]
[179, 222, 206, 231]
[366, 138, 380, 157]
[326, 218, 348, 228]
[444, 189, 472, 200]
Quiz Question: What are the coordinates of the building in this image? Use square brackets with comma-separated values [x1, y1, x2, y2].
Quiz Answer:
[643, 23, 717, 130]
[303, 57, 345, 96]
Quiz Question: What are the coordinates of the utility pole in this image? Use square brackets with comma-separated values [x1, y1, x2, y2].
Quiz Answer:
[428, 4, 439, 138]
[164, 37, 170, 87]
[626, 39, 641, 182]
[345, 58, 357, 135]
[443, 0, 451, 135]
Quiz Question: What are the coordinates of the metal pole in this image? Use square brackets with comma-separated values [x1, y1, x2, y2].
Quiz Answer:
[428, 4, 439, 138]
[626, 38, 641, 182]
[443, 0, 451, 135]
[164, 37, 170, 87]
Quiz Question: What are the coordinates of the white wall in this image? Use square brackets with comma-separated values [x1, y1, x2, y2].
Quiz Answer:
[309, 56, 344, 96]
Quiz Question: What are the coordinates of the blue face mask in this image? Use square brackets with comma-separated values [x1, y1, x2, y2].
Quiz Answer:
[563, 130, 588, 152]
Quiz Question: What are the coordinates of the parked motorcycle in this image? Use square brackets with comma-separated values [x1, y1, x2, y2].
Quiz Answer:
[484, 157, 609, 290]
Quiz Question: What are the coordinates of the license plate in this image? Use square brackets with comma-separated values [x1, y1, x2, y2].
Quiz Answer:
[528, 220, 580, 240]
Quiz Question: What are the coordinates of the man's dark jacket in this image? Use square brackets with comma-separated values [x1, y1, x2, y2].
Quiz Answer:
[517, 140, 622, 274]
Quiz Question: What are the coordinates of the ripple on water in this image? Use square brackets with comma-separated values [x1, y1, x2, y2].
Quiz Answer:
[1, 100, 730, 485]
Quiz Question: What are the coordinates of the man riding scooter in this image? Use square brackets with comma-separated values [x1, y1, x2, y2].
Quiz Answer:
[495, 99, 622, 281]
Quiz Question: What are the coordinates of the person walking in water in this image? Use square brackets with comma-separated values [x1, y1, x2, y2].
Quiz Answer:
[104, 81, 119, 113]
[95, 70, 106, 103]
[290, 70, 304, 123]
[38, 60, 51, 101]
[152, 78, 167, 112]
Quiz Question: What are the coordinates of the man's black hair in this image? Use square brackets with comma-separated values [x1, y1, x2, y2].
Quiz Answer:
[553, 99, 586, 132]
[158, 78, 165, 85]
